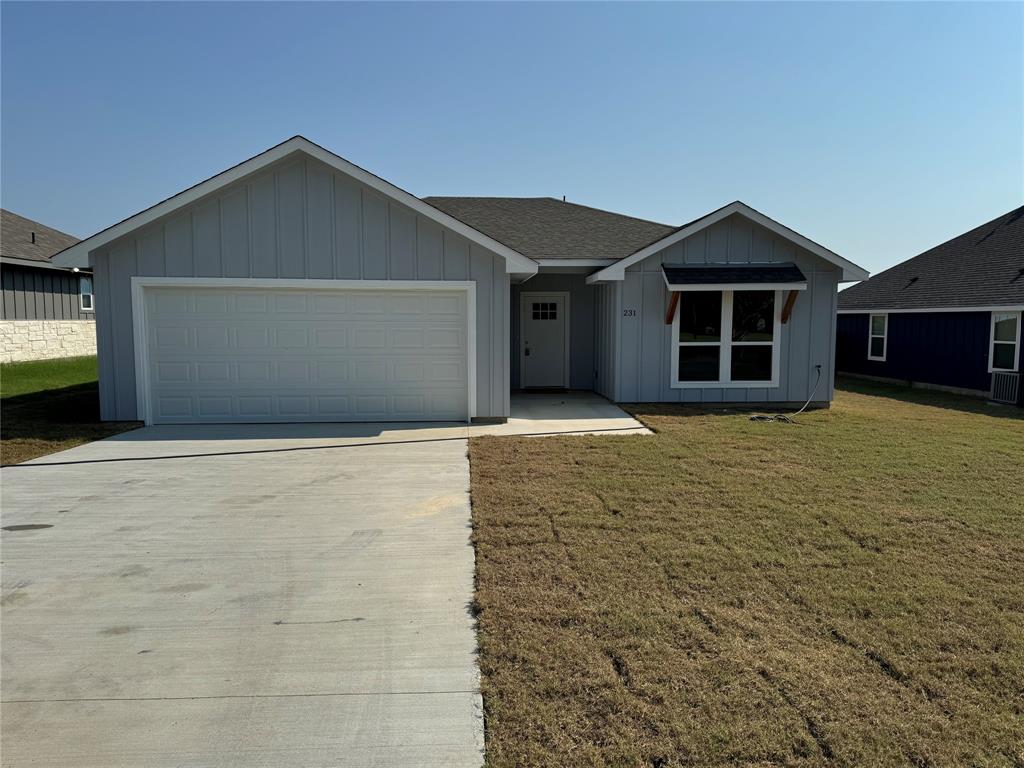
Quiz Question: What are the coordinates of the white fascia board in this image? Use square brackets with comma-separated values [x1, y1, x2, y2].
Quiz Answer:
[837, 305, 1024, 314]
[587, 201, 869, 284]
[0, 255, 79, 272]
[54, 137, 538, 277]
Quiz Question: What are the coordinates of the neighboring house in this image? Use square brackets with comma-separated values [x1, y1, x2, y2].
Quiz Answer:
[53, 136, 866, 425]
[1, 209, 95, 363]
[837, 206, 1024, 406]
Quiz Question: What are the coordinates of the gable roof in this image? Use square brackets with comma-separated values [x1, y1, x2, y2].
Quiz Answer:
[838, 206, 1024, 312]
[422, 197, 674, 260]
[588, 201, 868, 283]
[1, 209, 80, 270]
[52, 136, 538, 276]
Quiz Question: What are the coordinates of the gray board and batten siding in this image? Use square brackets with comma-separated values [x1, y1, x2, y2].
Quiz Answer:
[602, 213, 840, 405]
[1, 264, 91, 320]
[90, 153, 511, 421]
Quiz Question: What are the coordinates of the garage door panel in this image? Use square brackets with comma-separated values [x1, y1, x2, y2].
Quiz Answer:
[196, 361, 230, 382]
[154, 326, 191, 350]
[311, 293, 348, 314]
[143, 286, 469, 423]
[156, 396, 193, 419]
[314, 328, 348, 347]
[194, 292, 230, 314]
[315, 360, 349, 383]
[238, 396, 273, 417]
[273, 293, 309, 313]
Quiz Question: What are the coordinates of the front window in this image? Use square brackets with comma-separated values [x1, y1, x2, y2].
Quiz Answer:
[868, 313, 886, 361]
[677, 292, 722, 381]
[80, 276, 94, 312]
[673, 290, 779, 387]
[990, 312, 1020, 372]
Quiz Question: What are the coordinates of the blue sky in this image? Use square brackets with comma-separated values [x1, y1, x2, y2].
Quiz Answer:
[2, 1, 1021, 276]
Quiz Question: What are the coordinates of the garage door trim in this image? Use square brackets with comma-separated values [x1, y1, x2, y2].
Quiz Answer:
[130, 277, 477, 425]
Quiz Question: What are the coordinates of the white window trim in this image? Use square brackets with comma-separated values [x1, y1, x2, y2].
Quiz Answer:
[989, 310, 1021, 373]
[79, 276, 94, 312]
[867, 313, 887, 361]
[129, 277, 477, 426]
[670, 289, 782, 389]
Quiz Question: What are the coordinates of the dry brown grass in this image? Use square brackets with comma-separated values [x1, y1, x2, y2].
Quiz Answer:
[469, 380, 1024, 767]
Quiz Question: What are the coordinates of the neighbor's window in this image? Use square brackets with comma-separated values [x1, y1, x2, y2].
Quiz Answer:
[673, 290, 779, 386]
[990, 312, 1020, 372]
[868, 313, 886, 361]
[80, 276, 94, 312]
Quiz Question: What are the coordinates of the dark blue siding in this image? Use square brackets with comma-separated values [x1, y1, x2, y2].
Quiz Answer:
[837, 311, 996, 392]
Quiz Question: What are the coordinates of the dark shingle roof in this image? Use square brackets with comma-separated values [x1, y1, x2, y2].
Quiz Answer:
[423, 197, 674, 259]
[663, 262, 806, 286]
[1, 209, 79, 264]
[838, 206, 1024, 311]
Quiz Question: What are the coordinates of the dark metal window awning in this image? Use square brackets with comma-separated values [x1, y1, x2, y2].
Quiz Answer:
[661, 262, 808, 291]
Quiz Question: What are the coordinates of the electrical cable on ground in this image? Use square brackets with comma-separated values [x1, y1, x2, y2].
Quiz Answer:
[749, 364, 822, 424]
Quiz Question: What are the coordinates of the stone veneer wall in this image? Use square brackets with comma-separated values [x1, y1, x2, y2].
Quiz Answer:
[0, 320, 97, 363]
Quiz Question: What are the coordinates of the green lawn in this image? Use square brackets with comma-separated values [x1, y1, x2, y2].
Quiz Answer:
[469, 380, 1024, 767]
[0, 355, 101, 399]
[0, 356, 139, 464]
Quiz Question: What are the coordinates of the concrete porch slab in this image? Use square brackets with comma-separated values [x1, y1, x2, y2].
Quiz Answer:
[7, 392, 648, 468]
[478, 391, 651, 437]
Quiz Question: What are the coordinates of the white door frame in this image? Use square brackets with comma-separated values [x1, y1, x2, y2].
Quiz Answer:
[519, 290, 571, 388]
[130, 277, 477, 425]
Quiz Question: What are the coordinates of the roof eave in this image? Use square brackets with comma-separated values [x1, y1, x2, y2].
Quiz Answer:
[837, 304, 1024, 314]
[1, 255, 82, 272]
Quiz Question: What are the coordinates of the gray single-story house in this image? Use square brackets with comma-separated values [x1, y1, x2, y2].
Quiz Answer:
[1, 209, 95, 363]
[54, 136, 867, 424]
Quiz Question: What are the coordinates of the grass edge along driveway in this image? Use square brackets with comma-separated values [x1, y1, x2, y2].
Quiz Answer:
[469, 380, 1024, 767]
[1, 355, 139, 465]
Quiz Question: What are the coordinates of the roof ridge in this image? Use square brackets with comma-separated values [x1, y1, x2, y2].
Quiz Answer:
[547, 198, 674, 228]
[422, 195, 674, 229]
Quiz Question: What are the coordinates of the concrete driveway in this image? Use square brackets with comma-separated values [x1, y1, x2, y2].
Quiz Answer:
[1, 428, 482, 767]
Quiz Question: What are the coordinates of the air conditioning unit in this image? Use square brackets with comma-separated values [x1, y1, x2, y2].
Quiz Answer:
[990, 371, 1020, 405]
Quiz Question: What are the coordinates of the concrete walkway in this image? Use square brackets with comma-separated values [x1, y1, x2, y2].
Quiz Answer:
[0, 392, 647, 766]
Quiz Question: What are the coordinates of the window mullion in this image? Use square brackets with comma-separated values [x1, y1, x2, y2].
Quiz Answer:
[720, 291, 733, 384]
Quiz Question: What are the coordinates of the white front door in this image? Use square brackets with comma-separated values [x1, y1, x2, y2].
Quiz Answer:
[520, 292, 569, 388]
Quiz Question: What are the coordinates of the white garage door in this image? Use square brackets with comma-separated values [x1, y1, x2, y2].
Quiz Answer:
[140, 284, 470, 424]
